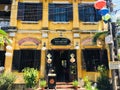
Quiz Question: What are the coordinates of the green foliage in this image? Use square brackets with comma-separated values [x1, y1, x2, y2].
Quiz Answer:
[83, 76, 98, 90]
[0, 73, 16, 90]
[22, 67, 38, 88]
[72, 80, 79, 87]
[97, 65, 112, 90]
[92, 31, 108, 44]
[0, 29, 11, 46]
[39, 79, 47, 88]
[0, 29, 7, 35]
[97, 65, 108, 77]
[117, 18, 120, 26]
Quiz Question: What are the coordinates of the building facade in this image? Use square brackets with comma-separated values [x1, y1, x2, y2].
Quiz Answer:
[0, 0, 110, 83]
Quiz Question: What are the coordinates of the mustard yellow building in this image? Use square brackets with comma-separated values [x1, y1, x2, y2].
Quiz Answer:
[0, 0, 110, 84]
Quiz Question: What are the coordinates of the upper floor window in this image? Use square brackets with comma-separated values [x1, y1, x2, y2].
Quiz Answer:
[78, 4, 101, 22]
[49, 4, 73, 22]
[17, 2, 42, 21]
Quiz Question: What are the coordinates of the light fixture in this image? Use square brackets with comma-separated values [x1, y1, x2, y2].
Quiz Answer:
[5, 52, 12, 56]
[42, 33, 48, 38]
[47, 53, 52, 64]
[6, 45, 12, 50]
[9, 32, 16, 37]
[75, 42, 79, 49]
[42, 42, 46, 50]
[74, 33, 80, 38]
[70, 53, 75, 63]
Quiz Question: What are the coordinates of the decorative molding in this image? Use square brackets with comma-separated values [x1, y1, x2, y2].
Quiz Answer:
[18, 37, 40, 46]
[52, 1, 69, 3]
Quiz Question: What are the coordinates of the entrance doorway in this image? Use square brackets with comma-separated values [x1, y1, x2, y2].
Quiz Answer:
[46, 50, 77, 82]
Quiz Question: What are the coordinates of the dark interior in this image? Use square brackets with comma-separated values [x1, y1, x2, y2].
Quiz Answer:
[0, 51, 5, 67]
[46, 50, 77, 82]
[0, 0, 11, 4]
[12, 50, 41, 72]
[82, 49, 108, 71]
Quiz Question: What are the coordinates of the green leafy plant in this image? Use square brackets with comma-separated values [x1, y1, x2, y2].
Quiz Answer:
[0, 29, 11, 46]
[22, 67, 38, 89]
[72, 80, 79, 87]
[97, 65, 112, 90]
[92, 31, 108, 45]
[0, 73, 16, 90]
[39, 79, 47, 89]
[83, 76, 98, 90]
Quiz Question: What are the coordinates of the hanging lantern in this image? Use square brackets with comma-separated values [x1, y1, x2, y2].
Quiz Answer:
[47, 58, 52, 64]
[94, 0, 106, 9]
[98, 8, 109, 16]
[102, 13, 111, 21]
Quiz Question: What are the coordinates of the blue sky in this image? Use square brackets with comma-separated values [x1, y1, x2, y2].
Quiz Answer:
[113, 0, 120, 17]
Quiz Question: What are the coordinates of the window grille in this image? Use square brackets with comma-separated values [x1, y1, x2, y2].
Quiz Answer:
[49, 4, 73, 22]
[17, 2, 42, 21]
[78, 4, 101, 22]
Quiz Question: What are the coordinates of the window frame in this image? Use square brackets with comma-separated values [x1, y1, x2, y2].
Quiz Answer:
[17, 2, 43, 21]
[49, 3, 73, 22]
[78, 4, 101, 22]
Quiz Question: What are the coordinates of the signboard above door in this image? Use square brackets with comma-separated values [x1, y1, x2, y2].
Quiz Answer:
[51, 37, 71, 45]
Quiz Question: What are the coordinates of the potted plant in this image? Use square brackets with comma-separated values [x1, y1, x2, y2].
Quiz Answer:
[72, 80, 79, 90]
[22, 67, 38, 90]
[39, 79, 47, 90]
[0, 72, 16, 90]
[83, 76, 98, 90]
[97, 65, 112, 90]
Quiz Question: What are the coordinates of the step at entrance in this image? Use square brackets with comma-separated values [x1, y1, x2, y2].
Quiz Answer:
[55, 82, 85, 90]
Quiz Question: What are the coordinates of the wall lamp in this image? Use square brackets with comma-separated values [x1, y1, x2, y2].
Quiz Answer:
[42, 42, 46, 50]
[75, 42, 79, 49]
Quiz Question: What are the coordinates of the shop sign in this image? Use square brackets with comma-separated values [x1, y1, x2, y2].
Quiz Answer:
[109, 61, 120, 69]
[51, 37, 71, 45]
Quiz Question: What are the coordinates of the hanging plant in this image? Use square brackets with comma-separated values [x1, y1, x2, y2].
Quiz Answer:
[0, 29, 11, 46]
[92, 31, 108, 44]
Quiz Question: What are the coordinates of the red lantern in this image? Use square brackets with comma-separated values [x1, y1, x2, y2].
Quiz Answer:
[94, 0, 106, 9]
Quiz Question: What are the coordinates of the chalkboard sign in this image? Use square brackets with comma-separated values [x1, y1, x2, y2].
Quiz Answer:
[51, 37, 71, 45]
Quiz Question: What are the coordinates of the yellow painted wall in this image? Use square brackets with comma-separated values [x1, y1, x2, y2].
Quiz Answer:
[3, 0, 109, 83]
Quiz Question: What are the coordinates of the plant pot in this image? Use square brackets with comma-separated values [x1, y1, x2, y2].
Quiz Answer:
[36, 87, 45, 90]
[74, 87, 78, 90]
[26, 88, 34, 90]
[41, 88, 45, 90]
